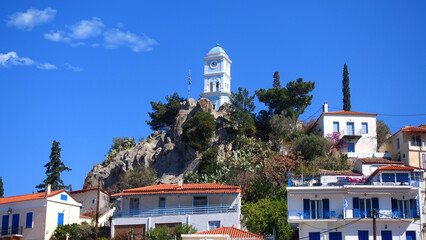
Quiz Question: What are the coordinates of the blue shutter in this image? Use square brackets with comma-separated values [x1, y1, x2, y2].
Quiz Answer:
[57, 213, 64, 226]
[11, 214, 19, 234]
[1, 215, 9, 235]
[392, 198, 398, 218]
[26, 212, 33, 228]
[323, 199, 330, 219]
[303, 199, 310, 219]
[406, 231, 416, 240]
[410, 199, 418, 218]
[358, 231, 369, 240]
[353, 197, 360, 218]
[330, 232, 342, 240]
[348, 143, 355, 152]
[309, 232, 320, 240]
[60, 194, 67, 201]
[382, 231, 392, 240]
[372, 198, 379, 217]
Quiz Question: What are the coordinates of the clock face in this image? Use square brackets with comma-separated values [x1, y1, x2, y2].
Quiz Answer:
[210, 61, 218, 69]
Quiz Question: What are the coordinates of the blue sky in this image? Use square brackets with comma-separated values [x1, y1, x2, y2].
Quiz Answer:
[1, 1, 425, 197]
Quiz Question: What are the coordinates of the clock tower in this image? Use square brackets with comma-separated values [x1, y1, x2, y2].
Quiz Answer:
[200, 44, 232, 110]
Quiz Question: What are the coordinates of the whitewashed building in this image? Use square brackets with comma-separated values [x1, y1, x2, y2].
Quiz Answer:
[111, 182, 242, 239]
[287, 159, 425, 240]
[0, 186, 81, 240]
[70, 188, 114, 226]
[313, 102, 387, 158]
[199, 44, 232, 111]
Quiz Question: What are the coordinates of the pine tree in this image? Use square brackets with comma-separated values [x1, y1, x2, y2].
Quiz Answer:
[0, 177, 4, 198]
[273, 72, 281, 89]
[342, 63, 351, 111]
[36, 141, 71, 191]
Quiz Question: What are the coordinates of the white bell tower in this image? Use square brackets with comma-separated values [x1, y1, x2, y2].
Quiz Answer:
[200, 44, 231, 110]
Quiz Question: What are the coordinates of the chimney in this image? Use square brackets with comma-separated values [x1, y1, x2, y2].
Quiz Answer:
[178, 178, 183, 187]
[45, 184, 51, 197]
[323, 102, 328, 113]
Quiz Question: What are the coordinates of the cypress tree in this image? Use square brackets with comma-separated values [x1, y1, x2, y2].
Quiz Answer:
[0, 177, 3, 198]
[273, 72, 281, 89]
[36, 141, 71, 191]
[342, 63, 351, 111]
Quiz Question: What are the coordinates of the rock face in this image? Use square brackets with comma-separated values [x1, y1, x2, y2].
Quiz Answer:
[83, 98, 232, 192]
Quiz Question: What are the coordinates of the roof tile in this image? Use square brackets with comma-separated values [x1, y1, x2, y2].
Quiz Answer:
[196, 226, 262, 240]
[0, 189, 67, 205]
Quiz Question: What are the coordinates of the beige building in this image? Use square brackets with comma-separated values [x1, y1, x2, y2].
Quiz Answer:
[380, 125, 426, 168]
[70, 188, 113, 226]
[0, 187, 81, 240]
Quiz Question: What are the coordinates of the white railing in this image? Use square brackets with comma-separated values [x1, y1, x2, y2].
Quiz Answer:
[114, 204, 237, 218]
[288, 209, 344, 220]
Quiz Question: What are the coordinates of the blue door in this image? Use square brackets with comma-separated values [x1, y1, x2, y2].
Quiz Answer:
[348, 143, 355, 152]
[358, 231, 368, 240]
[11, 214, 19, 234]
[1, 215, 9, 235]
[406, 231, 416, 240]
[330, 232, 342, 240]
[57, 213, 64, 226]
[347, 122, 354, 135]
[309, 232, 320, 240]
[382, 231, 392, 240]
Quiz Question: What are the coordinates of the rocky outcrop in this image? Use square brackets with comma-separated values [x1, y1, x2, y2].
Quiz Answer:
[83, 98, 233, 192]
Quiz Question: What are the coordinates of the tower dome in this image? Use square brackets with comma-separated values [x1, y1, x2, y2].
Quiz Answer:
[207, 43, 226, 55]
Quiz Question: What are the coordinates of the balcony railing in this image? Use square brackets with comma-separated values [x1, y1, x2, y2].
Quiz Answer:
[288, 209, 344, 220]
[288, 177, 423, 188]
[114, 204, 237, 218]
[1, 226, 23, 236]
[288, 209, 419, 220]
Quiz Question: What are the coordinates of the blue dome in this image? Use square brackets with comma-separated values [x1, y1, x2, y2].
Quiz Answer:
[208, 44, 226, 54]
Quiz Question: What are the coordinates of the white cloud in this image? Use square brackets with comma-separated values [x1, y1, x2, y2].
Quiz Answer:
[104, 29, 157, 52]
[7, 8, 56, 31]
[67, 17, 104, 39]
[0, 51, 56, 70]
[64, 63, 83, 72]
[43, 31, 70, 42]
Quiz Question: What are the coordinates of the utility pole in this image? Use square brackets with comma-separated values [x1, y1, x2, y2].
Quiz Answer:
[95, 179, 101, 240]
[373, 209, 377, 240]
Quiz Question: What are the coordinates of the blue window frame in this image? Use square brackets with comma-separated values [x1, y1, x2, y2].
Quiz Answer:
[333, 122, 340, 133]
[60, 194, 67, 201]
[1, 215, 9, 235]
[57, 213, 64, 226]
[362, 123, 368, 134]
[159, 197, 166, 209]
[396, 173, 409, 184]
[347, 143, 355, 152]
[25, 212, 33, 228]
[358, 231, 368, 240]
[11, 214, 19, 234]
[347, 122, 354, 135]
[382, 231, 392, 240]
[406, 231, 416, 240]
[330, 232, 342, 240]
[208, 221, 220, 230]
[382, 173, 395, 182]
[397, 138, 400, 149]
[309, 232, 320, 240]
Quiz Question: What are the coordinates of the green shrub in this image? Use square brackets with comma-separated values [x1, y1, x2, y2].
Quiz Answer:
[103, 137, 136, 166]
[292, 134, 328, 161]
[198, 146, 219, 174]
[182, 112, 215, 151]
[53, 222, 94, 240]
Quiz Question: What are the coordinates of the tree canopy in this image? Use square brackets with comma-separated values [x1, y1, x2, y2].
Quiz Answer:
[146, 92, 185, 131]
[182, 112, 216, 151]
[230, 87, 256, 137]
[377, 119, 391, 150]
[35, 141, 71, 191]
[342, 63, 351, 111]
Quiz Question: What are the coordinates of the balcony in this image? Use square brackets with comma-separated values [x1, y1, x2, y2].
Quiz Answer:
[288, 209, 418, 221]
[288, 177, 423, 188]
[114, 204, 237, 218]
[1, 226, 23, 236]
[288, 209, 344, 221]
[341, 129, 362, 140]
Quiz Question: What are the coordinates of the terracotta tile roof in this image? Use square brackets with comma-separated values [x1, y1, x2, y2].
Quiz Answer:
[112, 183, 241, 197]
[323, 110, 377, 116]
[80, 215, 92, 219]
[0, 189, 67, 205]
[319, 169, 362, 176]
[70, 188, 110, 196]
[196, 226, 262, 240]
[401, 126, 426, 134]
[370, 165, 416, 178]
[358, 158, 404, 165]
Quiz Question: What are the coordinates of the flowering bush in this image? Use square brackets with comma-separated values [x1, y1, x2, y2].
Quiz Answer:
[326, 132, 346, 154]
[345, 177, 367, 183]
[82, 208, 96, 221]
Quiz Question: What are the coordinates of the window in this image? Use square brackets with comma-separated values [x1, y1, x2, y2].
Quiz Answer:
[303, 199, 329, 219]
[309, 232, 320, 240]
[159, 197, 166, 209]
[60, 194, 67, 201]
[412, 135, 422, 146]
[381, 231, 392, 240]
[392, 198, 418, 218]
[353, 198, 378, 218]
[129, 198, 140, 211]
[382, 173, 395, 182]
[330, 232, 342, 240]
[347, 143, 355, 152]
[396, 173, 409, 184]
[57, 213, 64, 226]
[358, 231, 369, 240]
[333, 122, 340, 133]
[347, 122, 354, 135]
[92, 199, 95, 204]
[25, 212, 33, 228]
[208, 221, 220, 230]
[2, 215, 9, 235]
[194, 196, 208, 207]
[362, 123, 368, 134]
[210, 83, 213, 92]
[397, 138, 400, 149]
[406, 231, 416, 240]
[11, 214, 19, 234]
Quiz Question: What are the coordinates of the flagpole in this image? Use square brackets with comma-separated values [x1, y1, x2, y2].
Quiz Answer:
[188, 69, 191, 100]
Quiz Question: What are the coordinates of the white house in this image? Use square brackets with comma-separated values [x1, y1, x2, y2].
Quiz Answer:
[313, 102, 385, 158]
[199, 44, 232, 111]
[70, 188, 114, 227]
[111, 182, 242, 239]
[287, 160, 425, 240]
[0, 186, 82, 240]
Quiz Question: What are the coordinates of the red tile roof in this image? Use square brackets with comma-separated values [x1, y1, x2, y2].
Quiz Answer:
[80, 215, 92, 219]
[401, 126, 426, 134]
[112, 183, 241, 197]
[323, 110, 377, 116]
[319, 169, 362, 176]
[370, 165, 416, 178]
[196, 226, 263, 240]
[358, 158, 404, 165]
[70, 188, 110, 196]
[0, 189, 67, 205]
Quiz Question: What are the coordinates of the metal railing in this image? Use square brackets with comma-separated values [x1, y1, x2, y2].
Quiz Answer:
[114, 204, 237, 218]
[288, 177, 422, 187]
[288, 209, 344, 220]
[1, 226, 23, 236]
[288, 209, 419, 220]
